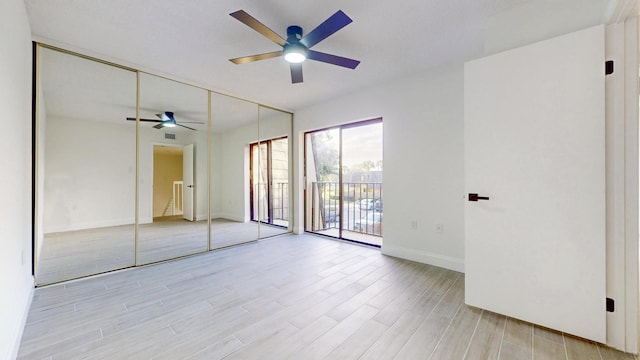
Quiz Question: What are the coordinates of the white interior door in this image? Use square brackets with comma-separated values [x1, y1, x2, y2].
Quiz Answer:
[464, 25, 605, 342]
[182, 144, 194, 221]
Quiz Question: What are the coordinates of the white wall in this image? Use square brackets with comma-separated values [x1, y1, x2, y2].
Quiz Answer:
[294, 63, 466, 272]
[43, 118, 136, 232]
[36, 78, 46, 260]
[210, 132, 223, 217]
[0, 0, 34, 358]
[43, 109, 285, 229]
[214, 122, 258, 222]
[484, 0, 607, 54]
[211, 112, 292, 222]
[41, 116, 210, 229]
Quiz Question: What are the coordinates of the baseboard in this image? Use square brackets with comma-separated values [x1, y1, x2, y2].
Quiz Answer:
[381, 244, 465, 273]
[10, 279, 34, 360]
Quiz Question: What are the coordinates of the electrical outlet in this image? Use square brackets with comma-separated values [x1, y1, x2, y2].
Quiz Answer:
[435, 223, 443, 233]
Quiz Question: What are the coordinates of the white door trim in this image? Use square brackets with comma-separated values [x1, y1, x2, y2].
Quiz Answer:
[622, 15, 639, 355]
[604, 15, 639, 354]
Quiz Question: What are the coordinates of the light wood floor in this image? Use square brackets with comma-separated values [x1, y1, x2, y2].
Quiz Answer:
[37, 219, 289, 285]
[21, 234, 635, 359]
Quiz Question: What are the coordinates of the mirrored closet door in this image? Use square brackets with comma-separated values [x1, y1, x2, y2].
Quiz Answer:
[137, 73, 209, 264]
[256, 106, 293, 239]
[36, 47, 137, 285]
[34, 45, 294, 285]
[209, 92, 260, 249]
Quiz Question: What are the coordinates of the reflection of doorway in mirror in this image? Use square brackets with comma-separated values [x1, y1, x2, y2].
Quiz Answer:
[153, 144, 186, 222]
[139, 139, 205, 264]
[152, 144, 196, 222]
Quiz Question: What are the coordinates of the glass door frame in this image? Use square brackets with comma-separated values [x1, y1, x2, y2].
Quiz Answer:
[249, 135, 288, 227]
[303, 118, 383, 247]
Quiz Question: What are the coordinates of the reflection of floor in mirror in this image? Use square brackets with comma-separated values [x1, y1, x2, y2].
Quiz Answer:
[37, 219, 290, 285]
[273, 219, 289, 227]
[37, 224, 136, 286]
[137, 219, 209, 265]
[311, 228, 382, 246]
[209, 219, 288, 249]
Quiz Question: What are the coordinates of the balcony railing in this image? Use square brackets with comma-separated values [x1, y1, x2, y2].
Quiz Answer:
[252, 182, 289, 224]
[310, 182, 383, 237]
[273, 182, 289, 221]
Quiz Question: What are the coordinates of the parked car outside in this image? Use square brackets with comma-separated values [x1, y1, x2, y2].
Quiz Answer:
[374, 199, 383, 212]
[323, 206, 340, 223]
[354, 212, 382, 235]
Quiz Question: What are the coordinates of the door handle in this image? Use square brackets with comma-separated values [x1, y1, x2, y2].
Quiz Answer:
[468, 193, 489, 201]
[187, 185, 194, 188]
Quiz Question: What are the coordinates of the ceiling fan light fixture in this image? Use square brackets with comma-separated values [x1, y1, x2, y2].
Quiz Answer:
[229, 11, 360, 83]
[160, 111, 177, 127]
[284, 43, 307, 64]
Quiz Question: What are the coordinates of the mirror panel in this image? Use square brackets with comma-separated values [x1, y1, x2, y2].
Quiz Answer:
[35, 44, 293, 284]
[210, 92, 259, 249]
[36, 47, 137, 284]
[257, 106, 292, 238]
[137, 73, 209, 264]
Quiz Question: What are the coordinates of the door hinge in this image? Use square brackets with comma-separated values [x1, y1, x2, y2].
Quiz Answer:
[605, 60, 614, 75]
[606, 297, 615, 312]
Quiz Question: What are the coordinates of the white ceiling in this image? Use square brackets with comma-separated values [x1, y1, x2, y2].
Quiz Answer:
[26, 0, 616, 111]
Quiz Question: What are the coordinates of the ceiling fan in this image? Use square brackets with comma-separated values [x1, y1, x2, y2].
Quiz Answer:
[126, 112, 202, 130]
[229, 10, 360, 84]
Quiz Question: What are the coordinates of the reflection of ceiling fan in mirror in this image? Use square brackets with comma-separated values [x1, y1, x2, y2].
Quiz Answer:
[125, 112, 203, 130]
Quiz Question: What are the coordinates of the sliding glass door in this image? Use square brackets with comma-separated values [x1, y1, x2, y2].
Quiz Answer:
[341, 123, 383, 243]
[304, 119, 383, 246]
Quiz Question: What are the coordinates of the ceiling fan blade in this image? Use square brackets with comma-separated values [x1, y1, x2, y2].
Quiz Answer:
[153, 123, 164, 129]
[290, 63, 303, 83]
[300, 10, 352, 49]
[307, 50, 360, 69]
[230, 10, 286, 47]
[126, 117, 162, 122]
[177, 124, 197, 131]
[178, 121, 206, 124]
[230, 51, 283, 65]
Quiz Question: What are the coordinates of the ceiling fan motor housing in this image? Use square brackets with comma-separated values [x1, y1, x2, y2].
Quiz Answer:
[286, 26, 303, 43]
[284, 26, 308, 64]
